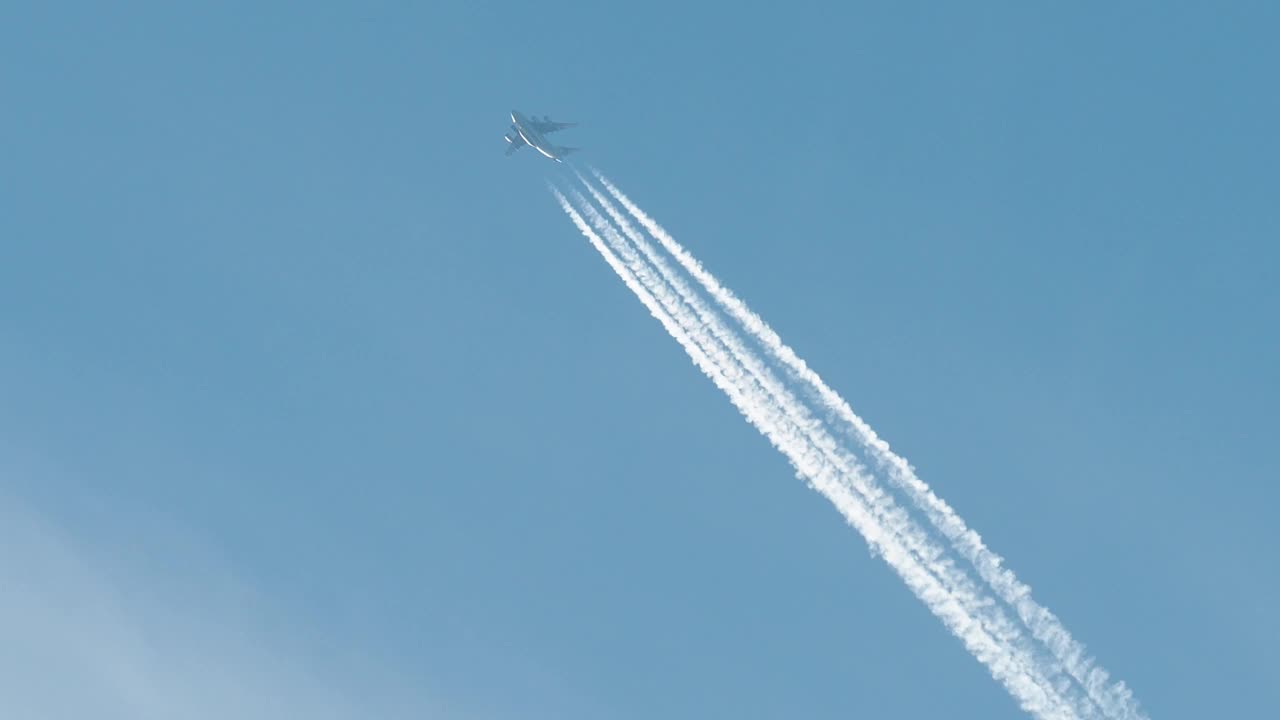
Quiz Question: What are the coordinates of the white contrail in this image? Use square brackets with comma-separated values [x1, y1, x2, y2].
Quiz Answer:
[572, 174, 1097, 718]
[554, 186, 1078, 720]
[589, 169, 1145, 720]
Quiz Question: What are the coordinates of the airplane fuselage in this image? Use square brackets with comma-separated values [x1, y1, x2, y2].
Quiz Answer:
[510, 111, 562, 162]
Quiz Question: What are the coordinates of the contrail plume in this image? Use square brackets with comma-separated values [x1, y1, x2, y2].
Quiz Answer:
[554, 185, 1080, 720]
[588, 169, 1145, 720]
[572, 173, 1097, 717]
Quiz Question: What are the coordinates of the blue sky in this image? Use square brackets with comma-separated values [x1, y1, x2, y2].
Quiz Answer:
[3, 2, 1277, 717]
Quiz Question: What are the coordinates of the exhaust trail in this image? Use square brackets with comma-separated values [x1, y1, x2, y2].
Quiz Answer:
[554, 186, 1080, 720]
[588, 169, 1146, 720]
[572, 174, 1097, 718]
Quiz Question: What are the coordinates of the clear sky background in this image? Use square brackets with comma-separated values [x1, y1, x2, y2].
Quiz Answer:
[3, 2, 1277, 718]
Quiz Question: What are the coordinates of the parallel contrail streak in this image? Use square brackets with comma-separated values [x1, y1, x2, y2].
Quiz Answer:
[553, 186, 1076, 720]
[572, 175, 1096, 718]
[588, 169, 1145, 720]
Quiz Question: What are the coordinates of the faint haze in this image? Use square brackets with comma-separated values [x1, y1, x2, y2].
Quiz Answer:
[0, 494, 448, 720]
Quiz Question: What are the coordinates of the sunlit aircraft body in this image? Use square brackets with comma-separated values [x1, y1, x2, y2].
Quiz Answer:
[505, 110, 578, 162]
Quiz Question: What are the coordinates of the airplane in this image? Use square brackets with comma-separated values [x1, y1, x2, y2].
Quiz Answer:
[505, 110, 579, 162]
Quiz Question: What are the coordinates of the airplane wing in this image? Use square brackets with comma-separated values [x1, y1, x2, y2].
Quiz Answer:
[504, 131, 526, 156]
[532, 119, 577, 134]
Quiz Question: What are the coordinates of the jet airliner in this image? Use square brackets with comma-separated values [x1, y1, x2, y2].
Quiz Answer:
[505, 110, 578, 162]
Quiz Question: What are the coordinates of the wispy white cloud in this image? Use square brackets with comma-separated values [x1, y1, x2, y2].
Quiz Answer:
[0, 495, 455, 720]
